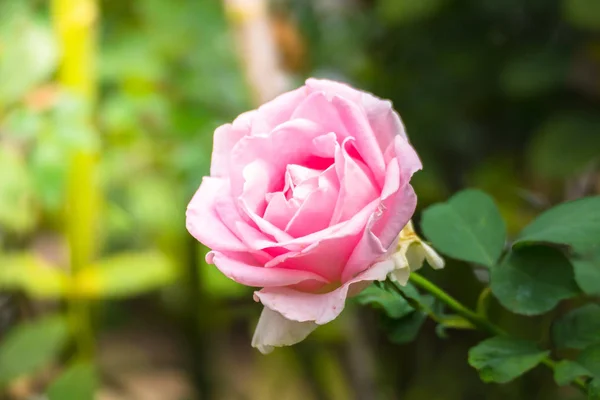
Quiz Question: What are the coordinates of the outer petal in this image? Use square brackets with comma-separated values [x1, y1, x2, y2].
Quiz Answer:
[361, 92, 407, 150]
[254, 257, 396, 325]
[331, 95, 387, 187]
[210, 111, 255, 178]
[305, 78, 363, 103]
[290, 91, 348, 142]
[208, 251, 328, 287]
[264, 199, 379, 282]
[251, 307, 318, 354]
[341, 160, 416, 282]
[250, 86, 308, 135]
[186, 177, 247, 252]
[421, 242, 445, 270]
[306, 78, 407, 150]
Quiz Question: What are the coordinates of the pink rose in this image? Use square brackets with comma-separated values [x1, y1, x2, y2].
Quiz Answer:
[186, 79, 422, 353]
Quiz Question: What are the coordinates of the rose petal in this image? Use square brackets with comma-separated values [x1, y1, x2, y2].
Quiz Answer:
[306, 78, 407, 149]
[330, 138, 379, 225]
[210, 111, 255, 178]
[291, 91, 348, 142]
[341, 160, 417, 282]
[312, 132, 338, 159]
[186, 177, 247, 252]
[421, 242, 445, 270]
[384, 135, 422, 178]
[263, 192, 300, 231]
[265, 199, 379, 282]
[237, 197, 295, 244]
[285, 165, 339, 237]
[254, 257, 397, 324]
[229, 119, 327, 199]
[251, 307, 318, 354]
[250, 86, 308, 135]
[208, 251, 328, 287]
[361, 93, 407, 150]
[331, 95, 387, 187]
[240, 159, 274, 216]
[305, 78, 362, 103]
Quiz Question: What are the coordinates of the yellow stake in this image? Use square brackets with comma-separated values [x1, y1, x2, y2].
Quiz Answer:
[51, 0, 100, 360]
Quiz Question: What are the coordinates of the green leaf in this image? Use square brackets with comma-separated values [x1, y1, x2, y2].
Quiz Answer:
[553, 360, 593, 386]
[355, 284, 414, 319]
[0, 5, 59, 105]
[0, 253, 67, 298]
[571, 249, 600, 296]
[47, 363, 97, 400]
[468, 336, 550, 384]
[0, 147, 35, 234]
[563, 0, 600, 30]
[514, 196, 600, 254]
[590, 379, 600, 400]
[0, 315, 69, 385]
[553, 304, 600, 350]
[421, 189, 506, 268]
[386, 310, 428, 344]
[74, 251, 179, 299]
[577, 344, 600, 378]
[491, 246, 579, 315]
[393, 281, 423, 303]
[30, 137, 69, 211]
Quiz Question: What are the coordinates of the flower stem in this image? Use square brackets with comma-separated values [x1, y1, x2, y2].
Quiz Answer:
[404, 272, 588, 394]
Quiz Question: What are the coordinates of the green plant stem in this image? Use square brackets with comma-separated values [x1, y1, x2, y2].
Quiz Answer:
[404, 272, 588, 394]
[52, 0, 99, 360]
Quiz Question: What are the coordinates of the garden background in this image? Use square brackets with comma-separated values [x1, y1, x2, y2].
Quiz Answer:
[0, 0, 599, 398]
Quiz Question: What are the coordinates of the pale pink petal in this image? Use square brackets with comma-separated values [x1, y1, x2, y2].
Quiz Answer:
[254, 257, 397, 324]
[251, 307, 318, 354]
[229, 119, 327, 198]
[289, 175, 319, 202]
[186, 177, 247, 252]
[285, 164, 339, 236]
[210, 111, 255, 177]
[250, 86, 308, 135]
[312, 132, 338, 159]
[331, 95, 387, 186]
[361, 94, 407, 151]
[384, 135, 422, 176]
[285, 186, 338, 237]
[208, 251, 328, 287]
[306, 78, 406, 148]
[287, 164, 321, 188]
[263, 192, 300, 231]
[341, 159, 418, 282]
[237, 197, 295, 244]
[291, 91, 348, 142]
[210, 193, 275, 264]
[305, 78, 362, 103]
[330, 138, 379, 224]
[265, 200, 379, 282]
[240, 159, 274, 216]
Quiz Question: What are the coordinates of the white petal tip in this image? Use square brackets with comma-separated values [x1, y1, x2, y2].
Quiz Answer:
[389, 267, 410, 286]
[251, 307, 318, 354]
[422, 242, 445, 269]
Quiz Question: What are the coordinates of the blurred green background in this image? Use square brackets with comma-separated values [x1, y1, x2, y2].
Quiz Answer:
[0, 0, 599, 398]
